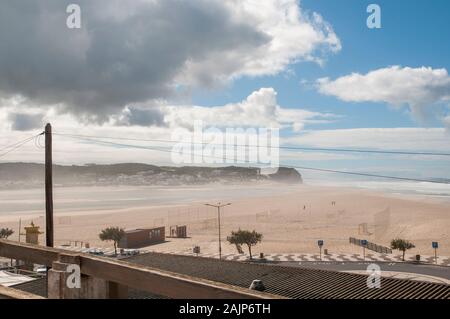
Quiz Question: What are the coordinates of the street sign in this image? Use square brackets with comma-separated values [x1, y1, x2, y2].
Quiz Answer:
[361, 240, 368, 260]
[432, 242, 439, 265]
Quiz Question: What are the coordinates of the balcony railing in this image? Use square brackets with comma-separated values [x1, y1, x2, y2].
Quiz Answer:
[0, 239, 280, 299]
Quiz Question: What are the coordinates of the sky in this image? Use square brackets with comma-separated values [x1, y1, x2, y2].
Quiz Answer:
[0, 0, 449, 182]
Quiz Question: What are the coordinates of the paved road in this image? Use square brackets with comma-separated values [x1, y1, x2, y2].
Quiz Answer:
[270, 260, 450, 281]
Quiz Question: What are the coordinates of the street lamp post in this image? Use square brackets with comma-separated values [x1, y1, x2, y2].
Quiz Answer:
[318, 240, 324, 261]
[204, 202, 231, 260]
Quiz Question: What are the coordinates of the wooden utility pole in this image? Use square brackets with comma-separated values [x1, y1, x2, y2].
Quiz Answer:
[45, 123, 54, 247]
[204, 202, 231, 260]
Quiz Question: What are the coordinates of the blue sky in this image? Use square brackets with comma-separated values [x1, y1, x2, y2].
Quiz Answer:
[192, 0, 450, 130]
[185, 0, 450, 181]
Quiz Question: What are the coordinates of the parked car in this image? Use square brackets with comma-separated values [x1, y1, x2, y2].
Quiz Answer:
[86, 248, 104, 256]
[120, 249, 140, 256]
[35, 266, 47, 274]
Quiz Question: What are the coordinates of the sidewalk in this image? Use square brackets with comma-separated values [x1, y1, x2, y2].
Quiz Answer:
[58, 245, 450, 267]
[160, 250, 450, 267]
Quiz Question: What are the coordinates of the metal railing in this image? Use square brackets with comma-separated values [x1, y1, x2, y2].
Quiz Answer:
[349, 237, 392, 254]
[0, 239, 279, 299]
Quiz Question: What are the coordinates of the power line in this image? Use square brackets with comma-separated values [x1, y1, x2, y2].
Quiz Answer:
[55, 133, 450, 185]
[53, 132, 450, 157]
[0, 133, 44, 159]
[0, 135, 41, 158]
[34, 133, 45, 149]
[0, 135, 38, 153]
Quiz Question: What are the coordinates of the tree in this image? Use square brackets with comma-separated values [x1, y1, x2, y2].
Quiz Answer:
[0, 228, 14, 239]
[99, 227, 125, 256]
[390, 238, 415, 261]
[227, 229, 263, 260]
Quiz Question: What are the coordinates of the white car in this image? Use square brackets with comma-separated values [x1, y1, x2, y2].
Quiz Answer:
[35, 266, 47, 274]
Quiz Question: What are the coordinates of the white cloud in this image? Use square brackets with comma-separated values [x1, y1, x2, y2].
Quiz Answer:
[163, 88, 336, 130]
[444, 116, 450, 130]
[0, 0, 340, 122]
[280, 150, 359, 161]
[0, 87, 337, 164]
[2, 82, 338, 133]
[285, 127, 450, 153]
[1, 88, 334, 133]
[2, 120, 449, 167]
[283, 128, 450, 180]
[183, 0, 341, 82]
[317, 66, 450, 120]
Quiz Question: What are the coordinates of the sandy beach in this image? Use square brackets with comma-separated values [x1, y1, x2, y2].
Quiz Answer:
[1, 183, 449, 257]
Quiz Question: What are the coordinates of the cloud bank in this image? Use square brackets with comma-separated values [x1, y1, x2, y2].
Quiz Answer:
[2, 88, 336, 134]
[163, 88, 336, 130]
[317, 66, 450, 120]
[285, 127, 450, 152]
[0, 0, 340, 123]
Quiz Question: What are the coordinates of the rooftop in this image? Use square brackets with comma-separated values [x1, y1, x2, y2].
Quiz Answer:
[125, 252, 450, 299]
[125, 227, 165, 234]
[2, 240, 449, 299]
[0, 270, 36, 287]
[10, 278, 47, 297]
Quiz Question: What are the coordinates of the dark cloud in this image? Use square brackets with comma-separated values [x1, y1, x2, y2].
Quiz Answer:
[0, 0, 268, 122]
[8, 113, 44, 131]
[117, 107, 166, 127]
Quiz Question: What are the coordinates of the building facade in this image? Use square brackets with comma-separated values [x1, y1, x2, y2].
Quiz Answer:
[118, 227, 165, 248]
